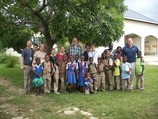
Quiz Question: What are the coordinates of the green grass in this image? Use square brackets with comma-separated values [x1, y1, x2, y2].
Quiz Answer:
[0, 64, 158, 119]
[0, 65, 23, 87]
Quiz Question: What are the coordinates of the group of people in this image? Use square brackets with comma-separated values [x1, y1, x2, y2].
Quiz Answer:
[21, 37, 144, 96]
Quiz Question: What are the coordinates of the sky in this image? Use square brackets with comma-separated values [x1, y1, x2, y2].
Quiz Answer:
[124, 0, 158, 22]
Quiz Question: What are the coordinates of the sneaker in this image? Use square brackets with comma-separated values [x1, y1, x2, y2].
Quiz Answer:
[35, 92, 40, 96]
[54, 92, 60, 94]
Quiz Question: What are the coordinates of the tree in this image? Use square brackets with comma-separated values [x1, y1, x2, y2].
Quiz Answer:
[0, 0, 126, 54]
[0, 11, 32, 52]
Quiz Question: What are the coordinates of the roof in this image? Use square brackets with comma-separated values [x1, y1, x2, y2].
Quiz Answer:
[124, 9, 158, 25]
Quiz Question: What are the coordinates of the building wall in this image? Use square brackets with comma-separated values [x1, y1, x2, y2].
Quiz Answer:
[114, 19, 158, 56]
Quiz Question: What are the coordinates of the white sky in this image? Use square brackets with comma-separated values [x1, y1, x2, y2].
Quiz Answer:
[124, 0, 158, 21]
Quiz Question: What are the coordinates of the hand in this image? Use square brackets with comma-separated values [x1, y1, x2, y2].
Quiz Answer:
[77, 75, 79, 80]
[21, 65, 24, 69]
[140, 73, 143, 76]
[46, 79, 49, 82]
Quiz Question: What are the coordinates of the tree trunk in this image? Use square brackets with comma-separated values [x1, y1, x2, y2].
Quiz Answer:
[45, 38, 54, 55]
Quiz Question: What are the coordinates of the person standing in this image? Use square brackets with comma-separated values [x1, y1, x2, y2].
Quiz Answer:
[68, 38, 82, 57]
[122, 37, 139, 89]
[56, 47, 67, 61]
[121, 56, 132, 91]
[135, 51, 144, 90]
[88, 44, 98, 64]
[34, 44, 46, 63]
[21, 40, 34, 93]
[83, 43, 91, 61]
[102, 51, 113, 91]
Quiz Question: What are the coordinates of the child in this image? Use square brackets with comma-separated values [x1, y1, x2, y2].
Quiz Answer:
[97, 58, 105, 91]
[57, 55, 67, 93]
[66, 55, 78, 93]
[33, 57, 44, 96]
[135, 51, 144, 90]
[75, 54, 80, 90]
[42, 54, 53, 93]
[84, 72, 97, 94]
[121, 56, 132, 91]
[88, 57, 98, 92]
[102, 50, 113, 91]
[50, 48, 57, 92]
[78, 55, 88, 92]
[53, 60, 60, 94]
[113, 53, 121, 90]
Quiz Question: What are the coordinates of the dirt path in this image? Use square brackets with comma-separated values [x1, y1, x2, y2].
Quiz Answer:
[0, 78, 28, 119]
[0, 78, 98, 119]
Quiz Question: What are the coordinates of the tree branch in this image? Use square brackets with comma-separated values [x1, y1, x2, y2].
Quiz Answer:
[38, 0, 47, 12]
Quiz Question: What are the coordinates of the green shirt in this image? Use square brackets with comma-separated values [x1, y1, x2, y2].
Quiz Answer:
[136, 57, 144, 75]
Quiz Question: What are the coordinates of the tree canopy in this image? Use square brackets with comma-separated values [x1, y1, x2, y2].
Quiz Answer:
[0, 0, 126, 53]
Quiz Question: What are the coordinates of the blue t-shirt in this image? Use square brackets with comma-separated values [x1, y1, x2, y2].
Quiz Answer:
[122, 45, 139, 63]
[34, 64, 43, 78]
[22, 48, 34, 66]
[121, 62, 132, 79]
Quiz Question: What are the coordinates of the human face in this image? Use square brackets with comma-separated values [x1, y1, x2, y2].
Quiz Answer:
[123, 56, 127, 63]
[137, 52, 141, 58]
[86, 73, 91, 79]
[75, 55, 79, 61]
[109, 43, 113, 50]
[91, 45, 95, 51]
[40, 44, 45, 51]
[81, 56, 84, 61]
[27, 40, 32, 48]
[114, 53, 118, 60]
[33, 45, 38, 52]
[72, 38, 78, 45]
[105, 51, 110, 58]
[51, 49, 56, 55]
[63, 54, 67, 61]
[98, 59, 101, 64]
[36, 58, 41, 65]
[60, 47, 65, 53]
[86, 45, 91, 51]
[102, 53, 106, 59]
[70, 56, 74, 63]
[45, 55, 50, 62]
[89, 58, 93, 64]
[116, 47, 121, 53]
[127, 38, 133, 47]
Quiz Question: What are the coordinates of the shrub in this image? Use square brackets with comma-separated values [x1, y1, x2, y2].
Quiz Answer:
[5, 56, 18, 68]
[0, 56, 7, 64]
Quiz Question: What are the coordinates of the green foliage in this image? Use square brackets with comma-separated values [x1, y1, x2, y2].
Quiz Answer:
[5, 56, 18, 68]
[0, 0, 126, 53]
[0, 11, 32, 53]
[0, 55, 7, 64]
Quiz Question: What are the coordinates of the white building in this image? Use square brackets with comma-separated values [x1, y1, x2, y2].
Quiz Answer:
[114, 9, 158, 56]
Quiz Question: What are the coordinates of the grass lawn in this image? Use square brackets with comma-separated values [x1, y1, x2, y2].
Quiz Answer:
[0, 62, 158, 119]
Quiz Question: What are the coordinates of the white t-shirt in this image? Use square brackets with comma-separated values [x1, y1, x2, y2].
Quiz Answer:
[88, 50, 98, 64]
[34, 51, 46, 63]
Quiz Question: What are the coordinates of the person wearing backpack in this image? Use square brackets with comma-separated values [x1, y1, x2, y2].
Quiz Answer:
[97, 57, 105, 91]
[102, 50, 113, 91]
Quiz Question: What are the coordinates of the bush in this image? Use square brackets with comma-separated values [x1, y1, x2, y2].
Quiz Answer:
[5, 56, 18, 68]
[0, 56, 7, 64]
